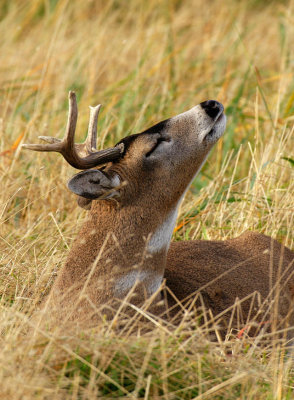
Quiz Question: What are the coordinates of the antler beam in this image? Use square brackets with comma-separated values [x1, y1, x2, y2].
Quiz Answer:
[22, 91, 124, 169]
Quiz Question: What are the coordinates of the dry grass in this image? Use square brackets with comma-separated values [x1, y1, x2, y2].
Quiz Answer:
[0, 0, 294, 398]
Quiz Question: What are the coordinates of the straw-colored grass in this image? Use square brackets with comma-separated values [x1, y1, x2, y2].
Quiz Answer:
[0, 0, 294, 398]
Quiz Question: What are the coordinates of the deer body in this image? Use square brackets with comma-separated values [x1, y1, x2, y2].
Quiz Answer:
[23, 92, 294, 332]
[167, 232, 294, 334]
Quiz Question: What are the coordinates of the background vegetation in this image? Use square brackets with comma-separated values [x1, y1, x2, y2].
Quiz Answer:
[0, 0, 293, 398]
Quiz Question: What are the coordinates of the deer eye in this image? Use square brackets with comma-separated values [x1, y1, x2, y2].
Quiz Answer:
[145, 135, 171, 158]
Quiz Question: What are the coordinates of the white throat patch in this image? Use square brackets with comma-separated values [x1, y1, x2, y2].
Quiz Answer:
[147, 208, 178, 254]
[114, 269, 162, 297]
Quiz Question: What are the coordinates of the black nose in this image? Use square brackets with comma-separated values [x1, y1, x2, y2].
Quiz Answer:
[200, 100, 223, 119]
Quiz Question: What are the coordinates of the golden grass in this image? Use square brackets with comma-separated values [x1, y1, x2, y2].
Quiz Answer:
[0, 0, 294, 398]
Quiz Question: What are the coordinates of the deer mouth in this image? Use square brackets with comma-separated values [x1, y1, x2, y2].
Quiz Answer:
[204, 111, 226, 142]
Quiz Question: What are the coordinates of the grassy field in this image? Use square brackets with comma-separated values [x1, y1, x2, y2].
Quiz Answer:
[0, 0, 294, 398]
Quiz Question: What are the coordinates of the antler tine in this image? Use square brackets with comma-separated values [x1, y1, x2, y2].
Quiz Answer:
[22, 91, 124, 170]
[22, 91, 77, 155]
[64, 90, 78, 151]
[86, 105, 101, 152]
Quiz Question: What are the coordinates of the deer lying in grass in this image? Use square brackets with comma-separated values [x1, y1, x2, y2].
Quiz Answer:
[23, 92, 294, 337]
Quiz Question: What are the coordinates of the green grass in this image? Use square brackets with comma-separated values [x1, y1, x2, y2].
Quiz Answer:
[0, 0, 294, 398]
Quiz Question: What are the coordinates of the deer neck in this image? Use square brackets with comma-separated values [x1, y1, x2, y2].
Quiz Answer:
[54, 198, 179, 305]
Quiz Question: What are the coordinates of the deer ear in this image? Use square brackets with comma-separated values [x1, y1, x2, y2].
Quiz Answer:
[67, 169, 121, 200]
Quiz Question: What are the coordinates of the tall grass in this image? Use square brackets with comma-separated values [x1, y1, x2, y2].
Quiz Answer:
[0, 0, 294, 398]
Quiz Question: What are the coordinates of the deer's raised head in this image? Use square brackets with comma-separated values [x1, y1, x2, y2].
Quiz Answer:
[23, 92, 226, 212]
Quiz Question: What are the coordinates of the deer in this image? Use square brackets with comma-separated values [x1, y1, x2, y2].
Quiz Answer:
[23, 92, 294, 340]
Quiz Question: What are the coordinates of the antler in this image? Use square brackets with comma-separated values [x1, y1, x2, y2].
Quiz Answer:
[22, 91, 124, 169]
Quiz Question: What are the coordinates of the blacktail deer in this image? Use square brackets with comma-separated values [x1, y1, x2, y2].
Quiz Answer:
[23, 92, 294, 339]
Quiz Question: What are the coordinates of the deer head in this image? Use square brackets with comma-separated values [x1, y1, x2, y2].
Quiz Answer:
[23, 91, 226, 212]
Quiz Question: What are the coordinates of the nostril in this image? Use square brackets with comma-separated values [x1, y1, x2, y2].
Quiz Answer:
[201, 100, 217, 108]
[200, 100, 223, 120]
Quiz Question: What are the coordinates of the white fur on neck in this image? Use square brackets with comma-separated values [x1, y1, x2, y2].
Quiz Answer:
[114, 269, 162, 298]
[147, 208, 178, 254]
